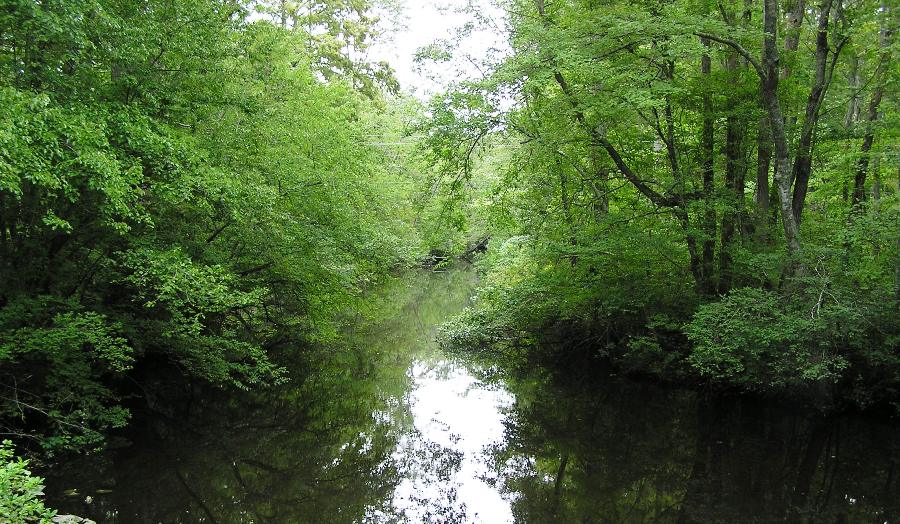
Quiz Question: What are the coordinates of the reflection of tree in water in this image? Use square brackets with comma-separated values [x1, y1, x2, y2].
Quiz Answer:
[676, 399, 900, 524]
[45, 266, 897, 523]
[376, 437, 467, 523]
[44, 268, 479, 523]
[483, 363, 900, 523]
[45, 325, 409, 523]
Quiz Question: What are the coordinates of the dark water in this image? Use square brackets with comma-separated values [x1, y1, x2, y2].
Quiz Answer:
[43, 268, 900, 523]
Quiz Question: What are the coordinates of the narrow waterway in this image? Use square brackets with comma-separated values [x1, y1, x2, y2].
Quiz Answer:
[44, 268, 899, 523]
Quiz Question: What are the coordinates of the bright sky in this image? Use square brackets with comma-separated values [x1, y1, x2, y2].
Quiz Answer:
[368, 0, 507, 98]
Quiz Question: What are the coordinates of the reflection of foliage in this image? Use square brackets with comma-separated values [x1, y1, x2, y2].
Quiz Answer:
[43, 268, 478, 523]
[487, 366, 694, 523]
[392, 439, 467, 523]
[475, 355, 900, 523]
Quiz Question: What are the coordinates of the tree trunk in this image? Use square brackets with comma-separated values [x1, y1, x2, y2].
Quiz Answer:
[755, 115, 772, 241]
[557, 161, 579, 266]
[852, 6, 891, 206]
[844, 53, 861, 130]
[279, 0, 286, 27]
[852, 85, 885, 205]
[781, 0, 808, 78]
[701, 39, 717, 295]
[762, 0, 803, 259]
[872, 155, 881, 202]
[590, 152, 610, 215]
[791, 0, 837, 225]
[720, 49, 747, 293]
[842, 47, 860, 203]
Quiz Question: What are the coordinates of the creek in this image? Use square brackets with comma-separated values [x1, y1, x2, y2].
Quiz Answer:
[43, 268, 899, 523]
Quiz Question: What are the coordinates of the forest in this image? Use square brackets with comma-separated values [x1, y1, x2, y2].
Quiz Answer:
[0, 0, 897, 521]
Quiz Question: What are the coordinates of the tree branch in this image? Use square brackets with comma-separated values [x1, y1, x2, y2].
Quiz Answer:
[695, 32, 765, 79]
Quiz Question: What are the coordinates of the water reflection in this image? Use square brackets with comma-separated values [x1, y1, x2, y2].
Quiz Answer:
[383, 360, 513, 523]
[43, 268, 900, 523]
[475, 362, 900, 523]
[45, 268, 486, 523]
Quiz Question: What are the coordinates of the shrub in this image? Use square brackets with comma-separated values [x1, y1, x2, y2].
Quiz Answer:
[685, 288, 851, 390]
[0, 441, 56, 523]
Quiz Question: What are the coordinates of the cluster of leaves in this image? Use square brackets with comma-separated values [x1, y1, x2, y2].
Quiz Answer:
[255, 0, 402, 96]
[442, 217, 697, 360]
[686, 288, 851, 388]
[0, 298, 132, 451]
[0, 441, 56, 523]
[685, 208, 899, 397]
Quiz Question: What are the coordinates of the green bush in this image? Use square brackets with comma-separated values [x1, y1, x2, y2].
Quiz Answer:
[0, 441, 56, 523]
[685, 287, 852, 390]
[440, 231, 698, 361]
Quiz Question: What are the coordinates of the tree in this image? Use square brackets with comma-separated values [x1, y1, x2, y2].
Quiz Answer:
[255, 0, 401, 95]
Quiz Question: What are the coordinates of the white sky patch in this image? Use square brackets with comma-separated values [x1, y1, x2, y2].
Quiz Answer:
[368, 0, 509, 99]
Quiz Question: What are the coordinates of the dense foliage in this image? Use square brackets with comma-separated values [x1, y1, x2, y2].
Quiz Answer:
[0, 0, 424, 461]
[430, 0, 898, 405]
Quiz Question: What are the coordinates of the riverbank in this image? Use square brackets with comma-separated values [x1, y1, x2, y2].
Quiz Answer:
[439, 238, 900, 415]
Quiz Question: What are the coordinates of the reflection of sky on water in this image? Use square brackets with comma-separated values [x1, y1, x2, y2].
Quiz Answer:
[368, 358, 514, 523]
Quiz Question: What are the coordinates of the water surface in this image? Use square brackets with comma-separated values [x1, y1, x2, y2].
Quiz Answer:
[44, 268, 900, 523]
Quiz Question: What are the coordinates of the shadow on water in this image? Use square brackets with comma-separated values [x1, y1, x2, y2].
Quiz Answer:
[43, 268, 899, 523]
